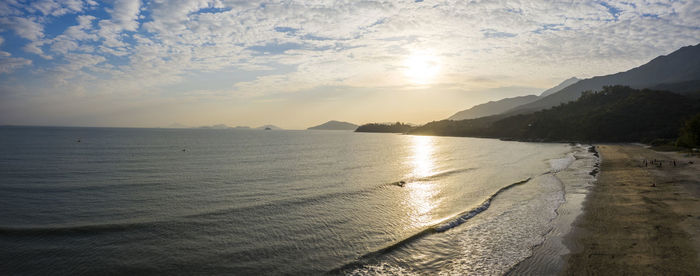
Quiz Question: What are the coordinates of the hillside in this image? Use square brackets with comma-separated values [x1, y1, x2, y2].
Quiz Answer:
[448, 77, 579, 120]
[410, 86, 700, 142]
[355, 122, 414, 133]
[505, 44, 700, 115]
[448, 95, 539, 120]
[539, 77, 581, 97]
[307, 120, 358, 130]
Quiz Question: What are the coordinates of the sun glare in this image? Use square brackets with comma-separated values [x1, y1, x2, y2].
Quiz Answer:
[402, 51, 441, 85]
[405, 135, 440, 227]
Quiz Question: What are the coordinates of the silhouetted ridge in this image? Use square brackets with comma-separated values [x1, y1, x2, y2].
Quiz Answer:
[448, 77, 580, 121]
[448, 95, 539, 120]
[505, 44, 700, 115]
[411, 86, 700, 142]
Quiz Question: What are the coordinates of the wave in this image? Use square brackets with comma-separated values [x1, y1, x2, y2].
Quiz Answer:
[548, 153, 575, 173]
[331, 177, 533, 273]
[186, 168, 480, 219]
[434, 177, 531, 232]
[389, 168, 477, 187]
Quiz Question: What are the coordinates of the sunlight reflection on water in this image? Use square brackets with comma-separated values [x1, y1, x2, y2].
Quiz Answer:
[406, 136, 440, 227]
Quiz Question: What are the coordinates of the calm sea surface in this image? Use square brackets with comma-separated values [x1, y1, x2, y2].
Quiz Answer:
[0, 126, 596, 275]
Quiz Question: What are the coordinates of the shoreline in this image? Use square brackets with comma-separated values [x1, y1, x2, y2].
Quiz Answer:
[563, 144, 700, 274]
[508, 144, 598, 275]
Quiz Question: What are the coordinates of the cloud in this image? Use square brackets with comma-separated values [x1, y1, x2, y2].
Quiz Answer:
[22, 40, 52, 59]
[96, 0, 141, 49]
[0, 0, 699, 126]
[108, 0, 141, 31]
[29, 0, 84, 16]
[0, 46, 31, 73]
[0, 16, 44, 40]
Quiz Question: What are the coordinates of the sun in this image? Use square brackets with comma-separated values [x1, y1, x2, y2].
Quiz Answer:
[402, 51, 441, 85]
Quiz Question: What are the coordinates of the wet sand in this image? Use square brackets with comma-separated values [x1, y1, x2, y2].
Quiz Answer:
[564, 144, 700, 275]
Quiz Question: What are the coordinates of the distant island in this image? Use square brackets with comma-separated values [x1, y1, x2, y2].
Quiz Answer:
[257, 125, 283, 130]
[355, 122, 415, 133]
[308, 120, 358, 131]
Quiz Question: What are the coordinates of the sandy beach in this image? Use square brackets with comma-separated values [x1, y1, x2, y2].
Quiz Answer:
[564, 144, 700, 275]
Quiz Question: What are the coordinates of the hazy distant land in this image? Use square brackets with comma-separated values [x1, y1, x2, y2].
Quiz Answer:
[164, 124, 281, 130]
[355, 122, 414, 133]
[307, 120, 358, 131]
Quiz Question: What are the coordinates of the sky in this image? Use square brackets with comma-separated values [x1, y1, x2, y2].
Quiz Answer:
[0, 0, 699, 129]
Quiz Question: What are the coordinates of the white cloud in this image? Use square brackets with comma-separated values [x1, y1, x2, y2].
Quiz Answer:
[95, 0, 141, 50]
[0, 16, 44, 40]
[108, 0, 141, 31]
[0, 53, 32, 74]
[29, 0, 84, 16]
[22, 40, 52, 59]
[1, 0, 700, 126]
[0, 0, 22, 16]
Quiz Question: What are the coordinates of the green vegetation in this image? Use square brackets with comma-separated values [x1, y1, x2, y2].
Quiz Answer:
[409, 86, 700, 143]
[676, 113, 700, 148]
[355, 122, 415, 133]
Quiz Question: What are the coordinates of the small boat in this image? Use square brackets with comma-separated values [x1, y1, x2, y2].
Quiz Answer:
[264, 127, 272, 130]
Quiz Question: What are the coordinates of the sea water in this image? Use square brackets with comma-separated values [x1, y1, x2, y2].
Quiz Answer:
[0, 126, 596, 274]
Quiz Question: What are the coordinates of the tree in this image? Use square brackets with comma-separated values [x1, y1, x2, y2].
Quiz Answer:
[677, 113, 700, 148]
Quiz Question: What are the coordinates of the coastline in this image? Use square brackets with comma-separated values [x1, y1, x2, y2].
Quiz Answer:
[507, 144, 598, 275]
[563, 144, 700, 274]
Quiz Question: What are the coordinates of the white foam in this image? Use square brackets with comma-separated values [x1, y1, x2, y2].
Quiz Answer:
[549, 153, 575, 173]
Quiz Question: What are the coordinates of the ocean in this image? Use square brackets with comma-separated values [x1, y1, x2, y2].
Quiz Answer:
[0, 126, 597, 275]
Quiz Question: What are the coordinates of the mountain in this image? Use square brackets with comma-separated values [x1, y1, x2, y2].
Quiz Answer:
[307, 120, 358, 130]
[411, 86, 700, 142]
[647, 80, 700, 96]
[539, 77, 580, 97]
[447, 77, 580, 121]
[505, 44, 700, 115]
[448, 95, 539, 120]
[256, 124, 283, 130]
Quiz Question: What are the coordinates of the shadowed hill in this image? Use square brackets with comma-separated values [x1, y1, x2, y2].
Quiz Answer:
[448, 95, 539, 121]
[355, 122, 414, 133]
[448, 77, 580, 121]
[504, 44, 700, 115]
[539, 77, 581, 97]
[411, 86, 700, 142]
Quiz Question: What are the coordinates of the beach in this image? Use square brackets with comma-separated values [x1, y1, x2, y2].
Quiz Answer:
[565, 144, 700, 274]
